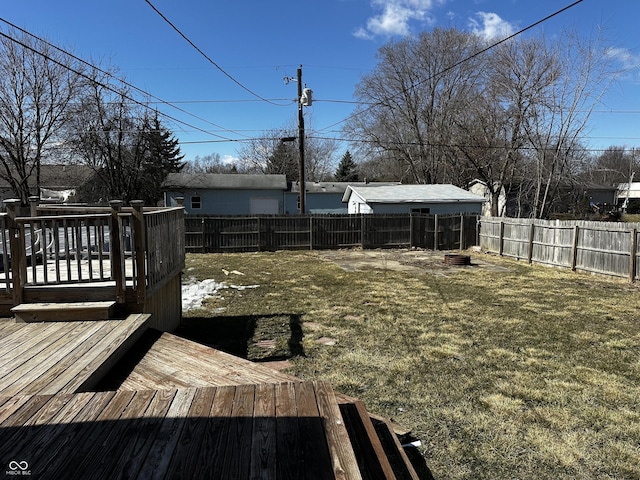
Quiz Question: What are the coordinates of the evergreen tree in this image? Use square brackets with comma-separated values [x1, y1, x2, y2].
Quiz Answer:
[141, 113, 185, 204]
[266, 140, 298, 181]
[334, 150, 359, 182]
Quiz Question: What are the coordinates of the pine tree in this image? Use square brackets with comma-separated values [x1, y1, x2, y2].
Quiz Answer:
[334, 150, 359, 182]
[140, 113, 185, 205]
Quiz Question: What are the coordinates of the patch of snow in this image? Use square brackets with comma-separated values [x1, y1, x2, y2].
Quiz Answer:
[181, 277, 260, 311]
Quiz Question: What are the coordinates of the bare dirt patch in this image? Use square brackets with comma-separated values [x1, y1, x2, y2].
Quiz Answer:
[318, 248, 510, 274]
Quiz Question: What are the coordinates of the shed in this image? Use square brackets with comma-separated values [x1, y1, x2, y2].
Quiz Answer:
[342, 184, 485, 214]
[163, 173, 287, 215]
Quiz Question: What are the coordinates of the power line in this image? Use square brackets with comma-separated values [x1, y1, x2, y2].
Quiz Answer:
[144, 0, 290, 107]
[0, 28, 238, 143]
[316, 0, 585, 134]
[0, 16, 251, 141]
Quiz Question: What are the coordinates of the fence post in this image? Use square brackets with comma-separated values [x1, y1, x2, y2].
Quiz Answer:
[434, 214, 439, 251]
[459, 213, 464, 250]
[109, 200, 125, 304]
[309, 215, 313, 250]
[5, 199, 24, 306]
[630, 228, 637, 282]
[409, 213, 414, 248]
[527, 221, 535, 264]
[131, 200, 146, 304]
[498, 220, 505, 256]
[570, 225, 579, 271]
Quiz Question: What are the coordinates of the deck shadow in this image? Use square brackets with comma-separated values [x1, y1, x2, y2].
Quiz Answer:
[176, 313, 305, 362]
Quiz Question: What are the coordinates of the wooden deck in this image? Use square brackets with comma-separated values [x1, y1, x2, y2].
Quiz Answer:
[0, 314, 150, 397]
[0, 320, 422, 479]
[0, 381, 362, 479]
[113, 330, 299, 391]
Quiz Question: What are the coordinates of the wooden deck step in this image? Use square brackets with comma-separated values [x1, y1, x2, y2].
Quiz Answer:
[11, 301, 117, 323]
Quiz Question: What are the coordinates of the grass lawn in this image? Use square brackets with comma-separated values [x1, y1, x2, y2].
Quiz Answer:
[181, 250, 640, 480]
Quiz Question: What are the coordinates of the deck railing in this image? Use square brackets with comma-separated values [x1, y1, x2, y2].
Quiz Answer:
[1, 198, 184, 309]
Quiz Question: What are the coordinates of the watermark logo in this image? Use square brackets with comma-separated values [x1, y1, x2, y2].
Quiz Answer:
[6, 460, 30, 476]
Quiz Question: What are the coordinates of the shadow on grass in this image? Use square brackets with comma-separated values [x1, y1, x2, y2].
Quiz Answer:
[175, 313, 305, 362]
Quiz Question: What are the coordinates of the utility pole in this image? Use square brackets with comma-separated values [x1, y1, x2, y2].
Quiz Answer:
[297, 65, 305, 214]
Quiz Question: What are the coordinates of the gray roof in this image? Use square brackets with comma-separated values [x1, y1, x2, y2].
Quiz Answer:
[342, 184, 486, 204]
[290, 181, 400, 194]
[163, 173, 287, 190]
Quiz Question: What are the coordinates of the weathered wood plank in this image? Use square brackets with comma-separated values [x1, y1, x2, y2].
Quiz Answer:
[191, 385, 235, 478]
[296, 381, 336, 480]
[339, 401, 398, 479]
[0, 322, 99, 396]
[74, 389, 161, 480]
[0, 392, 75, 460]
[11, 301, 116, 323]
[135, 388, 198, 480]
[315, 381, 362, 480]
[275, 382, 303, 480]
[117, 331, 298, 391]
[220, 383, 256, 479]
[43, 389, 137, 477]
[42, 391, 118, 479]
[251, 382, 277, 479]
[0, 322, 71, 372]
[164, 386, 218, 480]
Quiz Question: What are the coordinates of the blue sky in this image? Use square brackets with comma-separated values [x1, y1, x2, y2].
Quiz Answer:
[2, 1, 639, 166]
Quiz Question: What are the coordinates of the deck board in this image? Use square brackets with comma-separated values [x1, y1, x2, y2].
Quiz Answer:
[0, 382, 362, 480]
[0, 314, 150, 397]
[117, 331, 298, 391]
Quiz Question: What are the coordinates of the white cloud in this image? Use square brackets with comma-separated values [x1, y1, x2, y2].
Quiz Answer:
[221, 154, 238, 165]
[605, 47, 640, 71]
[469, 11, 515, 40]
[355, 0, 441, 39]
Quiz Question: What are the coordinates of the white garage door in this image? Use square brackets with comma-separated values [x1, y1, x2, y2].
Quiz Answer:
[250, 197, 279, 214]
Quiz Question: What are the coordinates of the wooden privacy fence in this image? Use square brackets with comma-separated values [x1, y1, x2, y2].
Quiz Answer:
[185, 213, 479, 253]
[479, 217, 640, 281]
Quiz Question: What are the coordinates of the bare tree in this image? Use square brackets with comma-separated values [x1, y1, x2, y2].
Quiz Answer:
[68, 69, 183, 203]
[522, 30, 613, 218]
[183, 153, 240, 174]
[238, 123, 338, 182]
[0, 30, 83, 203]
[345, 29, 483, 184]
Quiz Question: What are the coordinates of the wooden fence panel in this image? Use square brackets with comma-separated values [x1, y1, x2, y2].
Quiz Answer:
[312, 216, 361, 249]
[480, 217, 640, 281]
[185, 213, 479, 253]
[363, 215, 411, 248]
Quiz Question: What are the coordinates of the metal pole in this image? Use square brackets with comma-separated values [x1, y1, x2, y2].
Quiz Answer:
[297, 65, 306, 215]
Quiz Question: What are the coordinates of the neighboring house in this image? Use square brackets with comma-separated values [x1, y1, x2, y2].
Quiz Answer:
[342, 184, 485, 214]
[163, 173, 288, 215]
[468, 179, 507, 217]
[616, 181, 640, 212]
[285, 181, 401, 214]
[0, 164, 96, 204]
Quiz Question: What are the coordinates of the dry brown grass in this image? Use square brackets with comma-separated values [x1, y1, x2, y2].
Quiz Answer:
[182, 250, 640, 480]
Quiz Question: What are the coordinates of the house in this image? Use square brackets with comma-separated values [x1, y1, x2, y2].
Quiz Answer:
[163, 173, 288, 215]
[468, 179, 507, 216]
[342, 184, 485, 214]
[0, 164, 96, 204]
[285, 181, 401, 214]
[616, 181, 640, 213]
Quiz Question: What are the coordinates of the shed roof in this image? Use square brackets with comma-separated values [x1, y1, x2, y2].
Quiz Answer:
[163, 173, 287, 190]
[342, 184, 486, 204]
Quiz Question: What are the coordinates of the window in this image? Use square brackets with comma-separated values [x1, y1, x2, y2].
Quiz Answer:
[191, 195, 201, 209]
[411, 208, 430, 214]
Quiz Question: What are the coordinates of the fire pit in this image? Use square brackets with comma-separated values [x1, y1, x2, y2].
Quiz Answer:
[443, 254, 471, 266]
